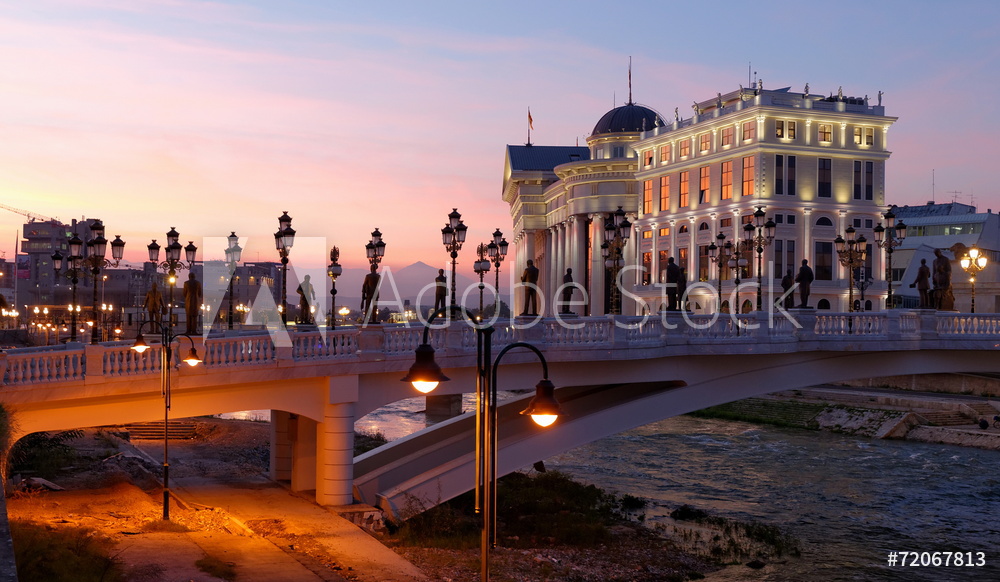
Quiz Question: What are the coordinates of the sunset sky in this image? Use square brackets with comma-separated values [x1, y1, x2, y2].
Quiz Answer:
[2, 0, 999, 270]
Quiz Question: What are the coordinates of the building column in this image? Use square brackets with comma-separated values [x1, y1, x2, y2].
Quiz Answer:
[802, 208, 813, 263]
[650, 223, 660, 285]
[270, 410, 292, 482]
[316, 402, 356, 506]
[589, 214, 605, 314]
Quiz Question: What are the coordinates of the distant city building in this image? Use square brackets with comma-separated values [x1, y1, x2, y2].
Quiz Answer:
[504, 84, 898, 314]
[892, 202, 999, 312]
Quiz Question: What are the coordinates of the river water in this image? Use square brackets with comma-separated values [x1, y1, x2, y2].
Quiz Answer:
[358, 397, 1000, 581]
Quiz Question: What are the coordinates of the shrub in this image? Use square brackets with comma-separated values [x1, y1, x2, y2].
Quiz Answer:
[10, 520, 126, 582]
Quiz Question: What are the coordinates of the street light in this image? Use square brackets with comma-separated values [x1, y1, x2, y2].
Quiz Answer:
[473, 243, 491, 317]
[327, 246, 343, 330]
[224, 232, 242, 331]
[725, 226, 753, 314]
[82, 221, 126, 344]
[402, 307, 560, 582]
[364, 229, 386, 324]
[147, 227, 198, 329]
[441, 209, 468, 309]
[274, 212, 296, 325]
[707, 232, 729, 312]
[749, 207, 776, 311]
[51, 232, 85, 342]
[834, 226, 868, 313]
[602, 206, 632, 315]
[960, 246, 989, 313]
[873, 210, 907, 309]
[130, 321, 202, 520]
[489, 229, 509, 315]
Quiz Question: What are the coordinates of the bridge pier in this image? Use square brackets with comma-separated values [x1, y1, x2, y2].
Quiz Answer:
[270, 403, 357, 506]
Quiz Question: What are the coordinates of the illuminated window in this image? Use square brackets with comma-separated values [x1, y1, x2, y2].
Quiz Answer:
[643, 149, 654, 166]
[721, 127, 734, 147]
[818, 158, 832, 197]
[742, 215, 753, 225]
[865, 127, 874, 145]
[699, 133, 711, 152]
[742, 155, 755, 196]
[679, 171, 689, 207]
[721, 161, 733, 199]
[699, 166, 710, 204]
[643, 180, 653, 214]
[854, 127, 875, 146]
[659, 145, 670, 163]
[720, 217, 733, 228]
[819, 124, 832, 142]
[742, 120, 756, 141]
[642, 230, 653, 239]
[659, 176, 670, 211]
[659, 227, 670, 236]
[776, 120, 796, 139]
[679, 138, 691, 157]
[679, 224, 689, 234]
[642, 252, 652, 284]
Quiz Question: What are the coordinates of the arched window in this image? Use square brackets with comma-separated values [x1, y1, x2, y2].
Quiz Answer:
[741, 299, 753, 313]
[699, 222, 710, 231]
[817, 299, 831, 309]
[815, 216, 834, 227]
[865, 300, 873, 311]
[679, 224, 689, 233]
[720, 300, 730, 314]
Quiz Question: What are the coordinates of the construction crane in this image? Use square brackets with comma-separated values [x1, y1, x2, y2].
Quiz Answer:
[0, 202, 59, 224]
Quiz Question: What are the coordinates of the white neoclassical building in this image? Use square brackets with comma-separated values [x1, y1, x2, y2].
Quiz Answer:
[503, 84, 899, 315]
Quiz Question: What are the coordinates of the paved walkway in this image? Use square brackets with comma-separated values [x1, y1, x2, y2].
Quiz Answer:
[172, 476, 428, 582]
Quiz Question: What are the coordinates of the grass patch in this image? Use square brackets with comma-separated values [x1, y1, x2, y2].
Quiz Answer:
[10, 519, 127, 582]
[390, 470, 648, 549]
[196, 555, 237, 581]
[354, 429, 389, 455]
[669, 504, 800, 560]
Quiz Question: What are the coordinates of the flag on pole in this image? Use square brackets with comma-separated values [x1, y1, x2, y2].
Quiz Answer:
[528, 108, 534, 130]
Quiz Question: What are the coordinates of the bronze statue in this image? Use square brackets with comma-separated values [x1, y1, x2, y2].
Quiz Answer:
[361, 264, 381, 323]
[297, 274, 316, 324]
[434, 269, 447, 313]
[183, 272, 202, 335]
[932, 249, 953, 310]
[520, 259, 539, 316]
[911, 258, 931, 308]
[560, 268, 574, 314]
[795, 259, 814, 308]
[143, 282, 164, 323]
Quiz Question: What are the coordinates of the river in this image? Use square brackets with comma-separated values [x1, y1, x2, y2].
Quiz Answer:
[357, 397, 1000, 581]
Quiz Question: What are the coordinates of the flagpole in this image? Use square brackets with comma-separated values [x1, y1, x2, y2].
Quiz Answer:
[527, 107, 532, 146]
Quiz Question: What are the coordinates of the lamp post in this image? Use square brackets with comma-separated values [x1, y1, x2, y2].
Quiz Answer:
[725, 227, 753, 314]
[147, 228, 198, 330]
[473, 243, 491, 317]
[749, 207, 776, 311]
[224, 232, 242, 331]
[872, 210, 907, 309]
[83, 221, 125, 344]
[960, 246, 989, 313]
[489, 229, 509, 315]
[364, 228, 386, 324]
[51, 232, 86, 342]
[130, 321, 202, 520]
[834, 226, 868, 313]
[327, 246, 342, 330]
[274, 212, 296, 325]
[854, 266, 874, 312]
[602, 206, 632, 315]
[707, 232, 729, 312]
[441, 209, 468, 309]
[402, 307, 560, 582]
[100, 303, 114, 341]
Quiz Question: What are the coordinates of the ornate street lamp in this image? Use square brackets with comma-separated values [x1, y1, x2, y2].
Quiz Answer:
[441, 209, 468, 309]
[224, 232, 242, 331]
[749, 207, 776, 311]
[707, 232, 729, 312]
[148, 227, 198, 329]
[960, 246, 989, 313]
[603, 206, 632, 315]
[327, 246, 343, 330]
[489, 229, 509, 315]
[402, 306, 560, 582]
[873, 210, 907, 309]
[473, 243, 491, 317]
[131, 322, 202, 520]
[725, 227, 753, 314]
[52, 229, 105, 343]
[365, 228, 385, 268]
[273, 212, 296, 324]
[363, 229, 386, 324]
[835, 226, 868, 313]
[81, 220, 126, 344]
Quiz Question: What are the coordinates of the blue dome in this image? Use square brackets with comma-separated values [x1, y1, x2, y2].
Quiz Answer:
[591, 103, 664, 136]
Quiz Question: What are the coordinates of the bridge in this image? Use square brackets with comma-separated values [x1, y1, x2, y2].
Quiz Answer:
[2, 309, 999, 513]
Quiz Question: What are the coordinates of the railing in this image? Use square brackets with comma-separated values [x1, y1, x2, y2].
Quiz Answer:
[4, 311, 1000, 388]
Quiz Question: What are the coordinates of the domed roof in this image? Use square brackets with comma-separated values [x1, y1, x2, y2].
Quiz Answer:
[591, 103, 664, 136]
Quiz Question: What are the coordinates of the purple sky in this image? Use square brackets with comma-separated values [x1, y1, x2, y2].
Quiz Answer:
[2, 0, 998, 269]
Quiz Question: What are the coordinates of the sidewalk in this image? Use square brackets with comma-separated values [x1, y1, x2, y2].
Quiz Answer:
[172, 475, 428, 582]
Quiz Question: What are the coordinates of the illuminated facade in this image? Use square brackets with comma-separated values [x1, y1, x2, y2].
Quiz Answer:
[503, 84, 899, 315]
